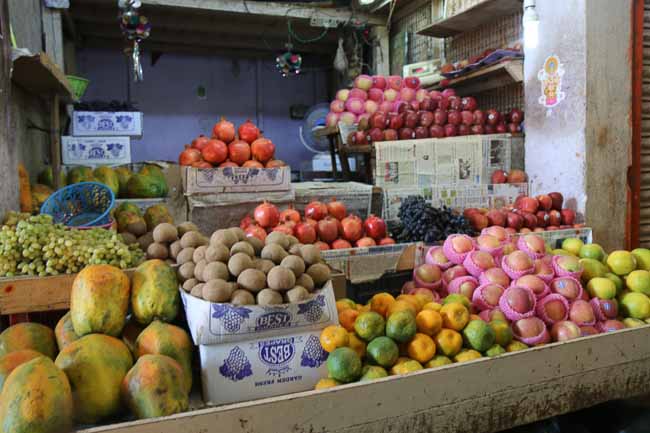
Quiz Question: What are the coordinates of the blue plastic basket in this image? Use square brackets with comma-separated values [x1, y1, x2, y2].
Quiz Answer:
[40, 182, 115, 227]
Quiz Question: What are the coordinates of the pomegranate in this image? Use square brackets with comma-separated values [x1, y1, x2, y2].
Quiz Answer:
[238, 119, 260, 144]
[460, 110, 474, 126]
[327, 198, 347, 220]
[228, 140, 251, 165]
[253, 202, 280, 228]
[295, 222, 317, 244]
[507, 123, 520, 133]
[317, 217, 339, 243]
[458, 124, 470, 136]
[212, 117, 236, 143]
[484, 125, 496, 134]
[279, 206, 301, 224]
[341, 215, 363, 242]
[470, 125, 485, 135]
[242, 160, 264, 168]
[379, 237, 396, 245]
[251, 137, 275, 163]
[179, 145, 202, 166]
[219, 160, 238, 168]
[356, 237, 377, 248]
[273, 224, 294, 236]
[305, 201, 328, 221]
[449, 96, 462, 111]
[363, 215, 387, 240]
[421, 98, 438, 112]
[240, 215, 253, 229]
[314, 241, 330, 251]
[473, 110, 486, 125]
[266, 159, 287, 168]
[192, 161, 212, 169]
[245, 223, 267, 241]
[191, 135, 210, 151]
[332, 238, 352, 249]
[438, 97, 451, 111]
[495, 123, 508, 133]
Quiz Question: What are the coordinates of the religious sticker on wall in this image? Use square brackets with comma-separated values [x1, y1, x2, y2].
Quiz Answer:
[538, 55, 566, 114]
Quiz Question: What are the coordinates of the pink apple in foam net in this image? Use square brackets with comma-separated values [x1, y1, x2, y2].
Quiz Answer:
[349, 88, 367, 101]
[364, 100, 379, 115]
[458, 279, 478, 299]
[569, 300, 595, 325]
[505, 251, 533, 271]
[339, 112, 357, 126]
[534, 259, 554, 278]
[354, 74, 373, 91]
[482, 284, 505, 307]
[400, 87, 416, 102]
[326, 112, 340, 128]
[336, 89, 350, 102]
[515, 275, 547, 297]
[379, 101, 393, 113]
[513, 317, 545, 338]
[472, 251, 496, 270]
[482, 268, 510, 287]
[429, 90, 442, 99]
[416, 89, 429, 102]
[404, 76, 421, 89]
[505, 287, 535, 314]
[484, 225, 508, 241]
[523, 234, 546, 254]
[476, 234, 500, 249]
[368, 88, 384, 102]
[550, 277, 581, 301]
[551, 321, 581, 342]
[384, 89, 399, 102]
[441, 88, 456, 98]
[388, 75, 403, 90]
[443, 265, 468, 285]
[330, 100, 345, 113]
[372, 75, 387, 90]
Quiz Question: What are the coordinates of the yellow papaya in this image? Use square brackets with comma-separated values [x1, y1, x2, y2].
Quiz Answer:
[131, 259, 179, 325]
[0, 322, 57, 360]
[54, 312, 80, 351]
[0, 349, 42, 390]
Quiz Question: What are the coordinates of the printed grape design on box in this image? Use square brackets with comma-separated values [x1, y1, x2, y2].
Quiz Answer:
[212, 304, 252, 333]
[219, 346, 253, 381]
[297, 295, 326, 322]
[300, 335, 328, 368]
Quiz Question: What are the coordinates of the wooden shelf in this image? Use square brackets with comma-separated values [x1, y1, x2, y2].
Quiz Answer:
[313, 125, 339, 138]
[11, 52, 75, 102]
[418, 0, 523, 38]
[427, 59, 523, 95]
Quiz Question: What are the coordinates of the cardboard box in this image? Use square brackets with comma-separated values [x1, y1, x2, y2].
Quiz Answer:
[199, 329, 328, 407]
[374, 134, 525, 188]
[182, 166, 291, 195]
[293, 182, 374, 218]
[181, 282, 338, 345]
[71, 111, 143, 136]
[61, 136, 131, 165]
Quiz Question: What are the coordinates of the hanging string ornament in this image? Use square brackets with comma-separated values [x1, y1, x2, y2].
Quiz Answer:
[119, 0, 151, 82]
[275, 43, 302, 77]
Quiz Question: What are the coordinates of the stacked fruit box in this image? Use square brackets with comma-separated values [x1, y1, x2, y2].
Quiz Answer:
[181, 281, 339, 406]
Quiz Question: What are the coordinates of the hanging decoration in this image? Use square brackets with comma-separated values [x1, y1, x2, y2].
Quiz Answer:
[275, 43, 302, 77]
[118, 0, 151, 82]
[538, 55, 565, 115]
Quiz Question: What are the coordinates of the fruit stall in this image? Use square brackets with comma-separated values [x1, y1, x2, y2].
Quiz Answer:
[0, 1, 648, 433]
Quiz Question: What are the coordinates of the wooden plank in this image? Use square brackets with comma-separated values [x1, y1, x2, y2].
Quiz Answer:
[11, 52, 74, 102]
[419, 0, 523, 38]
[77, 326, 650, 433]
[50, 93, 61, 188]
[42, 7, 64, 71]
[427, 59, 523, 95]
[313, 125, 339, 138]
[371, 26, 390, 76]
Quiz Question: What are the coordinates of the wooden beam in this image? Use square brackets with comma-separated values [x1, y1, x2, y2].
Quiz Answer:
[42, 7, 65, 70]
[371, 25, 389, 75]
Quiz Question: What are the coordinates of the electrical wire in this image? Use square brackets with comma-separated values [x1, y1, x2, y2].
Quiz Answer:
[287, 19, 329, 44]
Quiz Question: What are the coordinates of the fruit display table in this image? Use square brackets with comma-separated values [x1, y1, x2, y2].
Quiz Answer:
[77, 325, 650, 433]
[313, 126, 373, 183]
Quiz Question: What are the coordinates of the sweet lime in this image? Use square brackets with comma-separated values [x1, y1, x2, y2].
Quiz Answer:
[366, 336, 399, 368]
[354, 311, 385, 342]
[632, 248, 650, 271]
[326, 347, 362, 383]
[360, 365, 388, 382]
[579, 258, 607, 283]
[489, 320, 513, 346]
[552, 249, 572, 257]
[623, 318, 646, 328]
[453, 348, 482, 363]
[586, 277, 617, 300]
[442, 293, 471, 309]
[579, 244, 605, 261]
[620, 292, 650, 320]
[604, 272, 624, 295]
[389, 359, 423, 375]
[485, 344, 506, 357]
[385, 310, 417, 343]
[506, 341, 528, 352]
[607, 251, 637, 276]
[462, 320, 496, 352]
[626, 270, 650, 295]
[562, 238, 584, 256]
[424, 355, 452, 368]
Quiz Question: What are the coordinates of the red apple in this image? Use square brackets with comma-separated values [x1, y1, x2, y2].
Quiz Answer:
[447, 110, 461, 125]
[536, 194, 553, 211]
[461, 111, 474, 126]
[518, 197, 539, 214]
[486, 209, 506, 227]
[458, 124, 470, 136]
[486, 109, 501, 126]
[383, 129, 398, 141]
[491, 170, 508, 184]
[507, 169, 527, 183]
[473, 110, 486, 125]
[535, 211, 549, 228]
[507, 212, 524, 230]
[461, 97, 478, 111]
[495, 123, 507, 133]
[449, 96, 462, 110]
[433, 109, 448, 126]
[444, 124, 458, 137]
[561, 209, 576, 225]
[398, 128, 414, 140]
[468, 213, 489, 231]
[548, 210, 562, 226]
[429, 125, 445, 138]
[438, 97, 450, 111]
[548, 192, 564, 210]
[521, 212, 538, 229]
[470, 125, 485, 135]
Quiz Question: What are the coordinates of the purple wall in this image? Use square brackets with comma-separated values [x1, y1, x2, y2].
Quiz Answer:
[76, 48, 329, 168]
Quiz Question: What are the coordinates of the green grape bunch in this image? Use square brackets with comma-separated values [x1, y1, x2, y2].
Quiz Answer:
[0, 214, 144, 277]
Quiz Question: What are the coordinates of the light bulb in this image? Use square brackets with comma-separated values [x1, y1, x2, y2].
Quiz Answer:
[523, 0, 540, 50]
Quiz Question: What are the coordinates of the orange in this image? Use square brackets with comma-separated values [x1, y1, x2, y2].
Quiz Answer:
[453, 349, 482, 363]
[319, 325, 349, 353]
[357, 304, 371, 313]
[353, 311, 385, 342]
[407, 333, 436, 364]
[390, 359, 423, 375]
[347, 332, 367, 358]
[434, 329, 463, 357]
[386, 300, 418, 317]
[336, 299, 357, 314]
[414, 293, 434, 308]
[423, 302, 442, 312]
[339, 309, 360, 332]
[314, 378, 341, 390]
[370, 293, 396, 317]
[395, 356, 411, 365]
[396, 295, 422, 313]
[416, 310, 443, 336]
[440, 302, 470, 331]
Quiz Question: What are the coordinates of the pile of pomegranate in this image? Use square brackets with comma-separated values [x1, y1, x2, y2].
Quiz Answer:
[178, 118, 286, 169]
[407, 231, 621, 345]
[463, 191, 582, 233]
[241, 200, 394, 250]
[327, 74, 524, 146]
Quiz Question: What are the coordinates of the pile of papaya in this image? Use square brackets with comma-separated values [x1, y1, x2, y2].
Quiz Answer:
[0, 260, 191, 432]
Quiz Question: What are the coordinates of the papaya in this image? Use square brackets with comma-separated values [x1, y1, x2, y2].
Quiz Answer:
[132, 259, 179, 325]
[114, 166, 133, 197]
[127, 174, 167, 198]
[54, 312, 80, 351]
[70, 264, 130, 337]
[121, 354, 189, 419]
[115, 201, 142, 217]
[0, 322, 57, 360]
[37, 166, 54, 188]
[122, 316, 146, 356]
[135, 321, 193, 393]
[94, 166, 120, 196]
[140, 164, 166, 185]
[144, 204, 173, 231]
[0, 357, 74, 433]
[67, 165, 95, 184]
[55, 334, 133, 424]
[31, 183, 53, 211]
[0, 349, 42, 391]
[117, 211, 147, 236]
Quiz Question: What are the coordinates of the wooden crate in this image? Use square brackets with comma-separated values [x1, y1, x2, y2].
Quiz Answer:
[77, 326, 650, 433]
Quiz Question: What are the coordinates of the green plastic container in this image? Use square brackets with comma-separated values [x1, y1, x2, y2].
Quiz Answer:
[66, 75, 89, 100]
